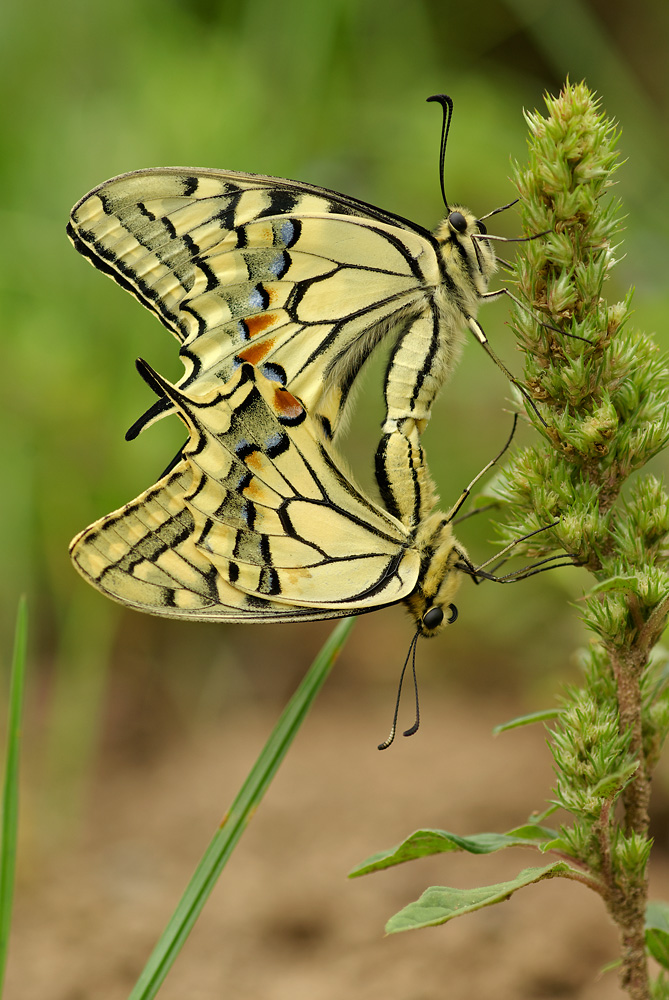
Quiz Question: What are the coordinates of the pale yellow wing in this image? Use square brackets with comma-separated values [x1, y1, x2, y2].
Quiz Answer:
[68, 169, 441, 442]
[69, 363, 420, 622]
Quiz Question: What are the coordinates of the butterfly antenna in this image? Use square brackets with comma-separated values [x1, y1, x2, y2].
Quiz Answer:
[402, 634, 421, 739]
[427, 94, 454, 212]
[378, 630, 421, 750]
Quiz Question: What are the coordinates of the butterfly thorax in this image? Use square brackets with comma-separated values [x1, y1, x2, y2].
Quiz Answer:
[403, 513, 465, 637]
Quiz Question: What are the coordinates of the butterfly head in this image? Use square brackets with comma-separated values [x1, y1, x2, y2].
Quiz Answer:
[433, 206, 498, 297]
[403, 513, 465, 638]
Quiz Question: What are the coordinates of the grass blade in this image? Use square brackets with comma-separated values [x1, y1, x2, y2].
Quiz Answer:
[0, 597, 28, 996]
[128, 615, 355, 1000]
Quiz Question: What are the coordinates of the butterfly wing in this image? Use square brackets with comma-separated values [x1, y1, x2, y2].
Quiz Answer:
[69, 363, 420, 622]
[68, 168, 441, 441]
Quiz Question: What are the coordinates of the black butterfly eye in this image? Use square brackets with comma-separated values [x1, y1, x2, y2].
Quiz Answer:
[477, 220, 487, 235]
[449, 211, 468, 234]
[422, 607, 444, 630]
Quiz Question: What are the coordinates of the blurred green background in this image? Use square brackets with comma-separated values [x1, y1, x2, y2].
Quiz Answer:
[1, 0, 668, 829]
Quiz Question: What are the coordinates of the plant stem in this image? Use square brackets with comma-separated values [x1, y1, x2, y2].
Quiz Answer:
[610, 648, 650, 833]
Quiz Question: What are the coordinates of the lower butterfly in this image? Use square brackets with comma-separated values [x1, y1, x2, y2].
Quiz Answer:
[71, 359, 475, 635]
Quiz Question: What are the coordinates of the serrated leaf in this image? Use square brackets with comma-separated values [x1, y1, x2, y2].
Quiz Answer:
[492, 709, 559, 734]
[646, 901, 669, 969]
[349, 824, 557, 877]
[385, 862, 573, 933]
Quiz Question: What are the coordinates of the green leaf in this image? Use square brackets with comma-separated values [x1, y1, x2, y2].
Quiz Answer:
[385, 862, 573, 933]
[128, 616, 355, 1000]
[0, 597, 28, 997]
[492, 709, 560, 734]
[349, 824, 558, 877]
[541, 836, 575, 854]
[590, 575, 644, 595]
[646, 901, 669, 970]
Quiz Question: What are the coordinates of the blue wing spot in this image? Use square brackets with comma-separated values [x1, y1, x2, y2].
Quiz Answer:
[249, 285, 270, 310]
[260, 362, 287, 385]
[269, 251, 289, 279]
[280, 219, 301, 248]
[241, 501, 256, 530]
[264, 432, 290, 458]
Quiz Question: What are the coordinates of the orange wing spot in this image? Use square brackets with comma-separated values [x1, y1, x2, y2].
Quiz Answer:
[273, 387, 305, 420]
[244, 451, 264, 471]
[237, 339, 276, 365]
[244, 313, 276, 337]
[283, 567, 313, 585]
[243, 480, 267, 501]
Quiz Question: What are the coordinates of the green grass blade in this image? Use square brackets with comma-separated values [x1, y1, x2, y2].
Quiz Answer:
[128, 615, 355, 1000]
[0, 596, 28, 996]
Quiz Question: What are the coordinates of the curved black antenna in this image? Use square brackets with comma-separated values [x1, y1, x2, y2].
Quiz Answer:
[378, 629, 421, 750]
[426, 94, 454, 212]
[402, 638, 421, 739]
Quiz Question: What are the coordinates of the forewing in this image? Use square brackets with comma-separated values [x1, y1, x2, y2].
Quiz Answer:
[68, 169, 440, 438]
[69, 364, 420, 622]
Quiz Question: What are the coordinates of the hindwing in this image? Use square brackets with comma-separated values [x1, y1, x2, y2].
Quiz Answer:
[69, 364, 421, 622]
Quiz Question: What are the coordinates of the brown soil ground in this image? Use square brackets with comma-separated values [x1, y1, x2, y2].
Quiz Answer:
[7, 654, 669, 1000]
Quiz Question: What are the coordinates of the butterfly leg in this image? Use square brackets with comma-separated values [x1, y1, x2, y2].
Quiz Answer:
[465, 314, 546, 426]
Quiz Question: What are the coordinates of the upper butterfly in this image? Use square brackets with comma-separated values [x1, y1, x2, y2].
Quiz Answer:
[68, 96, 515, 636]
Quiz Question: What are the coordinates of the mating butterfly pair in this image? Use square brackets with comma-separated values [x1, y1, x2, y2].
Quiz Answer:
[68, 97, 542, 642]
